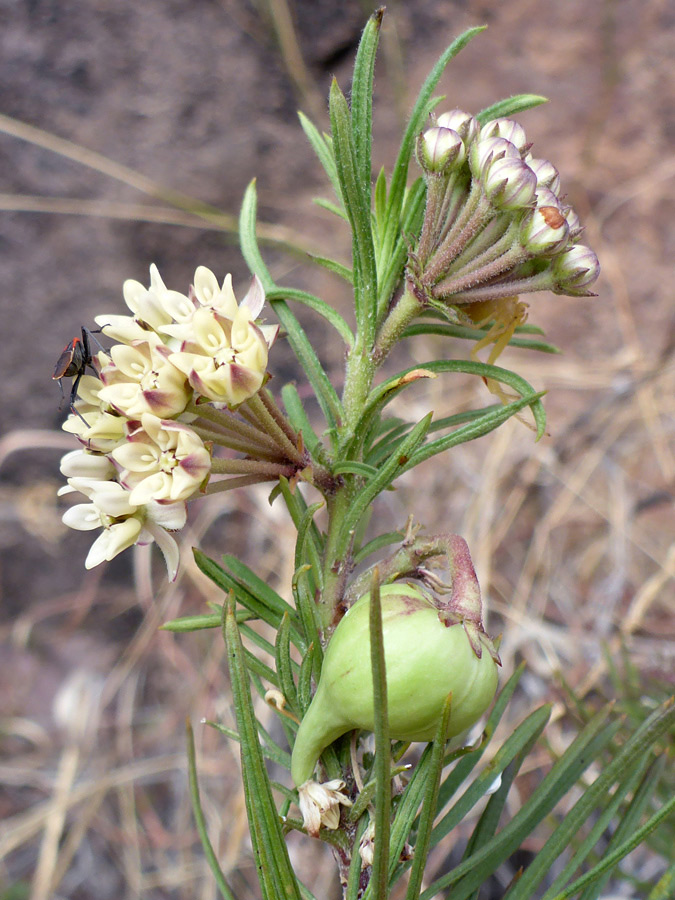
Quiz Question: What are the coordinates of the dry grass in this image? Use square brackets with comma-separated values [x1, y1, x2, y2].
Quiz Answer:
[0, 2, 673, 898]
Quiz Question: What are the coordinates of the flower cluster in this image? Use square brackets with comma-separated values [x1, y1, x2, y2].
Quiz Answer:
[57, 265, 306, 579]
[410, 110, 600, 361]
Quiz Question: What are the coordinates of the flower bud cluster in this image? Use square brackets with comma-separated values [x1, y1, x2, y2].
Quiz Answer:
[57, 265, 305, 579]
[413, 111, 600, 309]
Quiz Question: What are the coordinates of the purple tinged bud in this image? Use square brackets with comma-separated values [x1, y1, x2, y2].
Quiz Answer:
[551, 244, 600, 294]
[563, 206, 584, 242]
[520, 205, 570, 256]
[481, 117, 530, 154]
[527, 156, 561, 193]
[469, 136, 520, 178]
[437, 109, 480, 147]
[483, 156, 538, 210]
[535, 186, 562, 210]
[417, 126, 466, 175]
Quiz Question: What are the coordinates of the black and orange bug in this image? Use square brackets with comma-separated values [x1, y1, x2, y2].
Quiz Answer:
[53, 326, 105, 418]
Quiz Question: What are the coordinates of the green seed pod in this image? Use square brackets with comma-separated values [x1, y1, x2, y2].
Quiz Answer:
[291, 583, 499, 786]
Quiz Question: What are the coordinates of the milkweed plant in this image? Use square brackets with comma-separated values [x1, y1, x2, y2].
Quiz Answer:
[56, 12, 674, 900]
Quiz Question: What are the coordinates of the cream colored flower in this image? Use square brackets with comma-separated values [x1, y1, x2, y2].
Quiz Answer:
[97, 341, 191, 419]
[112, 413, 211, 505]
[297, 779, 352, 837]
[60, 448, 116, 481]
[169, 305, 270, 406]
[95, 264, 192, 346]
[61, 375, 127, 453]
[61, 477, 186, 580]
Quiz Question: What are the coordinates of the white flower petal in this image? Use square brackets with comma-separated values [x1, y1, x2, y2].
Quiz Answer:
[62, 503, 104, 531]
[146, 499, 187, 531]
[142, 520, 180, 581]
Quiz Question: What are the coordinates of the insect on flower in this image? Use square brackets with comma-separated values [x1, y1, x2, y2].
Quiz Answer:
[53, 326, 106, 419]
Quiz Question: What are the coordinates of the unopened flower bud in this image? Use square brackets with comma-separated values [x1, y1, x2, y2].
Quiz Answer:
[535, 186, 562, 210]
[417, 126, 466, 175]
[60, 449, 116, 481]
[481, 117, 530, 154]
[563, 205, 584, 242]
[290, 582, 499, 787]
[527, 156, 561, 193]
[437, 109, 480, 147]
[520, 205, 570, 256]
[483, 157, 537, 210]
[551, 244, 600, 294]
[469, 136, 519, 178]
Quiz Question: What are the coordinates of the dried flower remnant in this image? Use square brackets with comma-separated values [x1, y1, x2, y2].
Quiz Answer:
[297, 779, 353, 837]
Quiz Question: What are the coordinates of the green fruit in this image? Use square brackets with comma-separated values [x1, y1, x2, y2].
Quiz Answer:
[291, 583, 499, 786]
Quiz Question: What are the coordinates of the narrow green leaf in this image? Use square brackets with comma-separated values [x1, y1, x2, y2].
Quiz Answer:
[329, 78, 378, 341]
[298, 111, 342, 201]
[292, 563, 322, 680]
[383, 27, 486, 270]
[207, 720, 291, 769]
[239, 179, 275, 292]
[508, 699, 675, 900]
[351, 9, 383, 194]
[341, 414, 432, 542]
[460, 758, 522, 900]
[280, 383, 324, 461]
[436, 663, 527, 815]
[312, 197, 349, 220]
[353, 530, 405, 566]
[222, 554, 299, 623]
[431, 704, 551, 850]
[195, 550, 302, 640]
[421, 708, 625, 898]
[295, 496, 325, 592]
[477, 94, 548, 125]
[275, 612, 300, 715]
[223, 599, 303, 900]
[534, 756, 656, 900]
[346, 817, 371, 900]
[186, 721, 239, 900]
[385, 663, 527, 896]
[239, 180, 342, 432]
[161, 610, 253, 632]
[548, 793, 675, 900]
[369, 573, 391, 900]
[580, 758, 668, 900]
[374, 166, 388, 239]
[365, 359, 546, 438]
[647, 861, 675, 900]
[405, 694, 453, 900]
[367, 406, 503, 468]
[349, 779, 378, 823]
[401, 321, 561, 354]
[376, 176, 427, 316]
[306, 254, 354, 285]
[402, 392, 546, 472]
[297, 641, 316, 716]
[271, 297, 343, 435]
[268, 286, 354, 347]
[333, 461, 380, 478]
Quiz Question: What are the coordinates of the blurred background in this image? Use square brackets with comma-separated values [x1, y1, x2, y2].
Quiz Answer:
[0, 0, 673, 897]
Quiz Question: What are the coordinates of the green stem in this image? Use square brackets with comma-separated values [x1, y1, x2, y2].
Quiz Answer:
[318, 487, 356, 636]
[373, 288, 424, 365]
